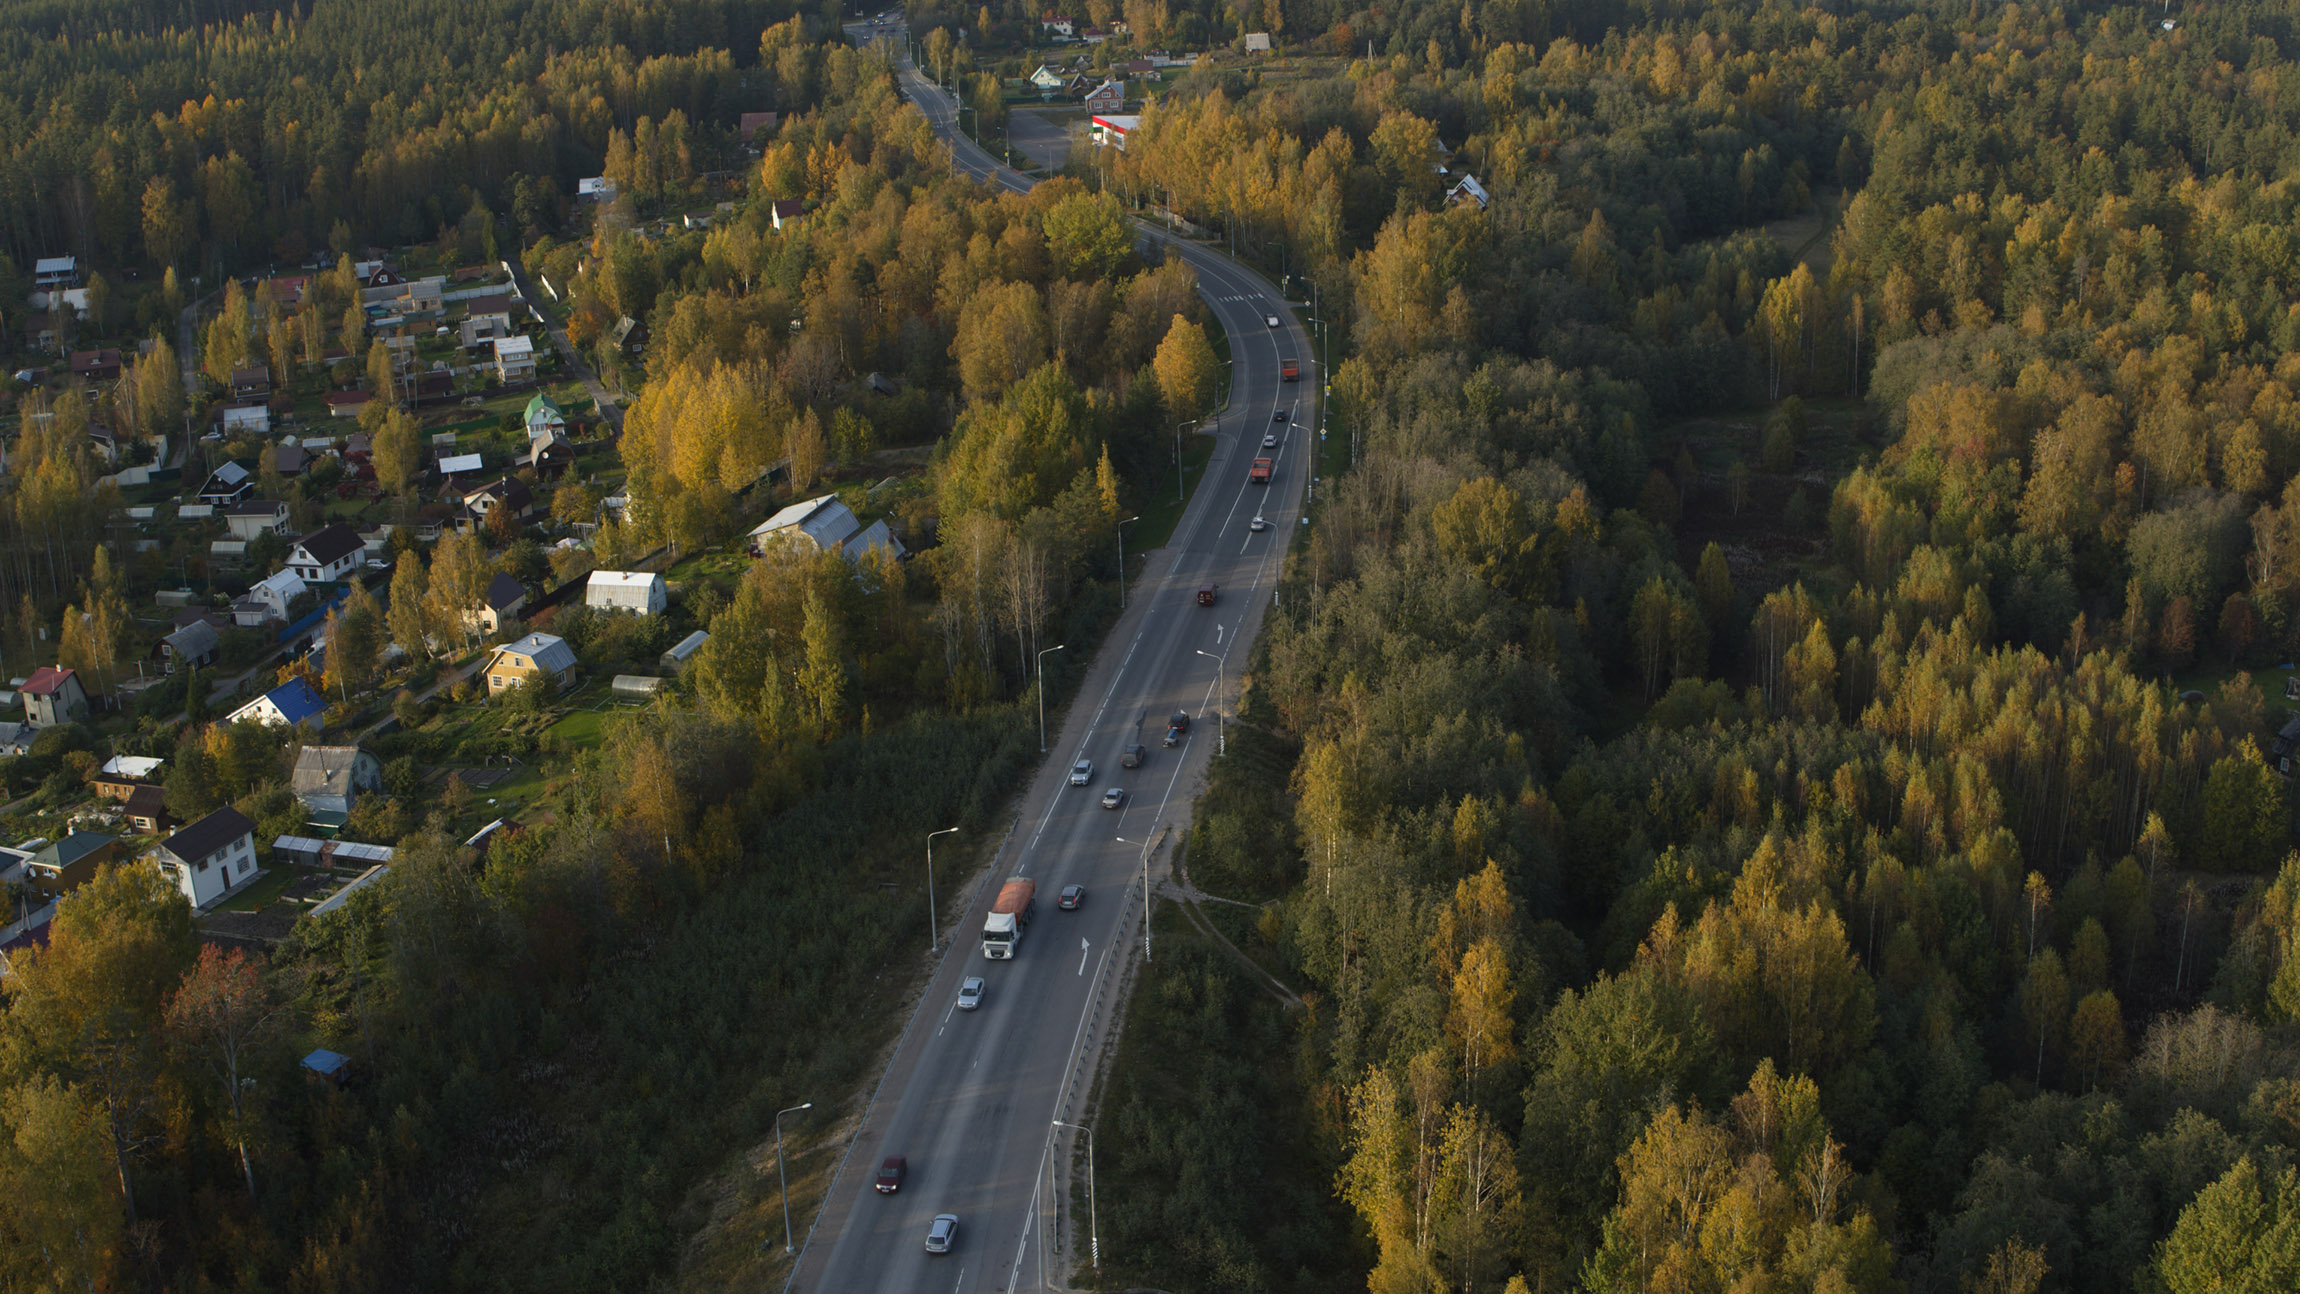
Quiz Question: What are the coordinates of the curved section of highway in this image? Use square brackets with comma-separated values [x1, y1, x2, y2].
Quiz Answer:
[789, 23, 1318, 1294]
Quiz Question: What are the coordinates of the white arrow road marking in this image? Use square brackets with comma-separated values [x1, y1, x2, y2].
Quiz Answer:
[1078, 938, 1091, 975]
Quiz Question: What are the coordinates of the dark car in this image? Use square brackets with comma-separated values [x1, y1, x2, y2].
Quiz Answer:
[1121, 743, 1146, 768]
[1059, 885, 1085, 910]
[876, 1156, 907, 1193]
[1272, 409, 1288, 422]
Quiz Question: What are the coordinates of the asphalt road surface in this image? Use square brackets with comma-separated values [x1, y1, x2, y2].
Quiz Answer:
[793, 21, 1319, 1294]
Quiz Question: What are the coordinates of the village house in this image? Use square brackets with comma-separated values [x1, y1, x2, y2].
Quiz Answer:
[771, 199, 805, 231]
[197, 460, 255, 505]
[586, 570, 667, 616]
[462, 475, 534, 529]
[69, 348, 120, 381]
[291, 745, 382, 823]
[149, 807, 260, 909]
[219, 401, 271, 436]
[483, 632, 577, 697]
[324, 389, 372, 419]
[25, 833, 118, 902]
[523, 392, 566, 439]
[92, 755, 164, 801]
[474, 571, 528, 635]
[156, 617, 220, 672]
[19, 666, 88, 727]
[233, 567, 307, 626]
[494, 334, 537, 383]
[229, 365, 270, 400]
[32, 255, 79, 289]
[121, 786, 172, 835]
[286, 523, 366, 584]
[525, 430, 576, 478]
[226, 678, 326, 732]
[749, 494, 860, 555]
[1080, 80, 1125, 113]
[460, 294, 516, 348]
[1446, 174, 1491, 210]
[223, 499, 290, 541]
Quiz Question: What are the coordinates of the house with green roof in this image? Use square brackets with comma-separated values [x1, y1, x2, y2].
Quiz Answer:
[524, 392, 566, 440]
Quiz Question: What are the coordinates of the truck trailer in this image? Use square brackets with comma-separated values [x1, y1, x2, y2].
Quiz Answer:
[982, 876, 1037, 958]
[1250, 457, 1272, 484]
[1280, 357, 1299, 382]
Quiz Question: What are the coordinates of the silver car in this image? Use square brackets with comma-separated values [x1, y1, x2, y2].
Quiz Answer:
[957, 977, 985, 1010]
[926, 1213, 959, 1253]
[1070, 759, 1093, 786]
[1100, 787, 1127, 810]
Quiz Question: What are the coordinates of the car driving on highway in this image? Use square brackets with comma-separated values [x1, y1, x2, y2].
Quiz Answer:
[925, 1214, 958, 1253]
[1100, 786, 1126, 809]
[875, 1156, 906, 1193]
[957, 977, 985, 1010]
[1059, 885, 1086, 909]
[1069, 759, 1093, 785]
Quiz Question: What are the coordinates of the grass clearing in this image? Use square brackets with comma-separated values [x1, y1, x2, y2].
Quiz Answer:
[1131, 432, 1217, 552]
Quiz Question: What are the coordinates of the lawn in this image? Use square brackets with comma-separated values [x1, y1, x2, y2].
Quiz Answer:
[218, 864, 301, 913]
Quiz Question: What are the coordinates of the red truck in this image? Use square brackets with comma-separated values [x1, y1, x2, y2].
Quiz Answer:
[1250, 457, 1272, 484]
[1280, 357, 1299, 382]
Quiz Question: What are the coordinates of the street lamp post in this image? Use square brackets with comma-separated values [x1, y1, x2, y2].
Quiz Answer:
[1036, 643, 1066, 752]
[1174, 422, 1190, 504]
[1195, 648, 1228, 756]
[1051, 1119, 1099, 1268]
[925, 826, 959, 955]
[774, 1102, 812, 1255]
[1116, 516, 1140, 608]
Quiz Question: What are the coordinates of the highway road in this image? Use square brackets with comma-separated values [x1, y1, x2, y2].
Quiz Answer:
[790, 20, 1319, 1293]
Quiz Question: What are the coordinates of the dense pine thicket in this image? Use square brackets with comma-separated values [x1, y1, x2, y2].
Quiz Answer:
[1086, 1, 2300, 1290]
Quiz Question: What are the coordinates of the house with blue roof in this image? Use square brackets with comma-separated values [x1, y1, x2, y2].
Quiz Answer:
[225, 678, 327, 733]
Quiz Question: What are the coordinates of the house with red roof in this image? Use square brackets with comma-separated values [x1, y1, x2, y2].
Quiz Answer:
[19, 666, 88, 727]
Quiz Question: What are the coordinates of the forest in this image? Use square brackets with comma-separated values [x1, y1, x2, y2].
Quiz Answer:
[1086, 1, 2300, 1292]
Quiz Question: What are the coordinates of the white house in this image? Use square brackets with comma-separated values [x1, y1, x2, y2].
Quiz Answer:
[585, 570, 667, 616]
[1446, 174, 1491, 210]
[233, 568, 306, 626]
[748, 494, 860, 555]
[226, 678, 326, 732]
[149, 807, 259, 909]
[459, 294, 515, 348]
[577, 177, 617, 202]
[286, 523, 366, 584]
[223, 499, 290, 541]
[494, 334, 536, 383]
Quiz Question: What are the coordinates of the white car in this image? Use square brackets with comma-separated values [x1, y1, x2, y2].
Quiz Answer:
[1264, 314, 1280, 328]
[1100, 787, 1127, 810]
[1070, 759, 1093, 786]
[957, 977, 985, 1010]
[1262, 432, 1278, 447]
[1250, 515, 1268, 532]
[926, 1213, 959, 1253]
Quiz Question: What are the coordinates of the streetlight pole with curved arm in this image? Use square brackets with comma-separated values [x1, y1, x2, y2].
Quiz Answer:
[925, 826, 959, 955]
[1116, 516, 1140, 608]
[1051, 1119, 1099, 1268]
[774, 1102, 812, 1254]
[1036, 643, 1066, 753]
[1195, 648, 1228, 757]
